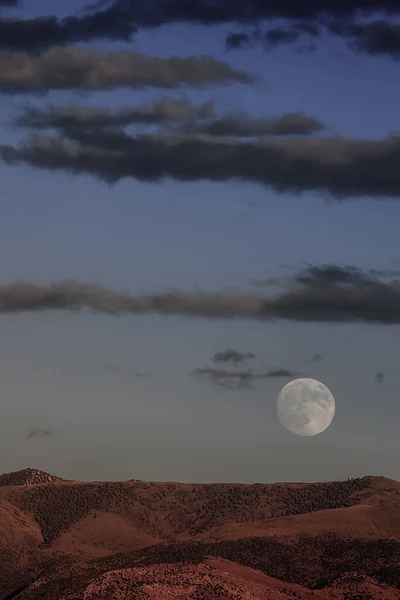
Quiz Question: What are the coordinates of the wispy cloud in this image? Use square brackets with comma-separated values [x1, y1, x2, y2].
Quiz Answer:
[194, 366, 303, 390]
[15, 98, 215, 130]
[212, 349, 256, 365]
[14, 99, 323, 138]
[0, 47, 253, 94]
[27, 426, 54, 440]
[0, 264, 399, 323]
[4, 128, 400, 199]
[307, 353, 323, 363]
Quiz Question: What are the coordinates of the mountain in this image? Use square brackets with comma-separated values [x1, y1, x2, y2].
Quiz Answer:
[0, 471, 399, 599]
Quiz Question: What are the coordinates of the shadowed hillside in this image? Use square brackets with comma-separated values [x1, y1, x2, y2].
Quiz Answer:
[0, 471, 398, 599]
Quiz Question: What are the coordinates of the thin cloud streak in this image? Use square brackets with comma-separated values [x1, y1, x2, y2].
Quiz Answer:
[194, 366, 303, 389]
[0, 265, 398, 323]
[27, 426, 54, 440]
[14, 101, 324, 137]
[0, 47, 253, 94]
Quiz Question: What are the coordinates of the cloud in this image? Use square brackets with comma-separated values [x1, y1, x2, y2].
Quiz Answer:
[182, 111, 324, 137]
[228, 19, 400, 61]
[212, 349, 256, 365]
[375, 371, 384, 383]
[2, 1, 400, 60]
[88, 0, 398, 28]
[3, 129, 400, 198]
[27, 426, 54, 440]
[0, 264, 400, 323]
[227, 23, 320, 53]
[86, 0, 400, 60]
[267, 368, 301, 378]
[14, 100, 323, 138]
[15, 98, 216, 130]
[307, 353, 323, 363]
[0, 47, 253, 94]
[194, 366, 301, 389]
[0, 3, 137, 51]
[331, 20, 400, 60]
[194, 367, 260, 389]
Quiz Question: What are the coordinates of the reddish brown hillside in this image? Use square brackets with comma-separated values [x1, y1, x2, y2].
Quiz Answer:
[0, 468, 64, 487]
[0, 471, 398, 600]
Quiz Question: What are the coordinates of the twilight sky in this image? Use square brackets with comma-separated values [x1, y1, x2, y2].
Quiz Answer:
[0, 0, 400, 483]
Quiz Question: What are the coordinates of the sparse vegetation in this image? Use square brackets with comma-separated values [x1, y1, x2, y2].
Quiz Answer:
[0, 472, 398, 599]
[4, 475, 373, 546]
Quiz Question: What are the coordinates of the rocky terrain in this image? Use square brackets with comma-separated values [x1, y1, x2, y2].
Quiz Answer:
[0, 469, 399, 599]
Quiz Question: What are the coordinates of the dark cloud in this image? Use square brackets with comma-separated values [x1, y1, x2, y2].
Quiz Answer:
[0, 3, 137, 52]
[183, 111, 324, 137]
[267, 368, 302, 378]
[2, 0, 400, 59]
[308, 353, 323, 363]
[194, 367, 260, 389]
[227, 20, 322, 53]
[212, 349, 256, 365]
[87, 0, 400, 60]
[89, 0, 400, 28]
[3, 129, 400, 199]
[27, 426, 54, 440]
[0, 264, 399, 323]
[261, 27, 303, 49]
[294, 264, 370, 285]
[226, 26, 308, 51]
[225, 32, 253, 50]
[14, 100, 323, 138]
[251, 19, 400, 60]
[375, 371, 384, 383]
[330, 20, 400, 60]
[0, 47, 253, 94]
[194, 366, 301, 389]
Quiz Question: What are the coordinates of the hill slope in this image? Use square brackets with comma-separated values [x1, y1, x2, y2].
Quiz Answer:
[0, 471, 398, 599]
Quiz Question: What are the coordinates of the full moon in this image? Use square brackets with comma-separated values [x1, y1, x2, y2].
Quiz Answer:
[276, 378, 335, 436]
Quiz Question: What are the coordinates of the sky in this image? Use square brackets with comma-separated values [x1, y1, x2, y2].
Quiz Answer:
[0, 0, 400, 483]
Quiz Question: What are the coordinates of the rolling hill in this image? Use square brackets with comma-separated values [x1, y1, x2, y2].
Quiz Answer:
[0, 469, 399, 599]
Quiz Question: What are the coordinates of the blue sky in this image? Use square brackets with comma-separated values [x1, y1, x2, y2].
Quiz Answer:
[0, 1, 399, 482]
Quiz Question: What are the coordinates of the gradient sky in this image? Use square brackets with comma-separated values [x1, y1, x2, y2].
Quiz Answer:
[0, 1, 399, 483]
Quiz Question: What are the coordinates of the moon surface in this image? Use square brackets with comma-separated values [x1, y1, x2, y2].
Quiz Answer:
[277, 378, 335, 436]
